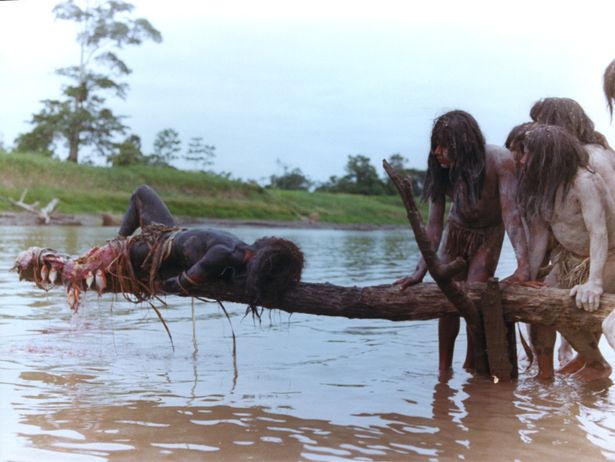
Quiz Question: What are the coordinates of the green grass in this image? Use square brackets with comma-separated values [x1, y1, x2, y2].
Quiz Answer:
[0, 152, 420, 225]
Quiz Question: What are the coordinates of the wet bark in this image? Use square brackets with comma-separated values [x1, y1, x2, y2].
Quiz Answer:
[180, 279, 610, 336]
[18, 266, 610, 332]
[480, 278, 517, 380]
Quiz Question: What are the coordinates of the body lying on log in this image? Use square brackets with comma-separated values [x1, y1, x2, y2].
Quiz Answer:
[14, 185, 304, 314]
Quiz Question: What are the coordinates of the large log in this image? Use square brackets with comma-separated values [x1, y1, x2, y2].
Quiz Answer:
[176, 279, 610, 334]
[18, 256, 610, 333]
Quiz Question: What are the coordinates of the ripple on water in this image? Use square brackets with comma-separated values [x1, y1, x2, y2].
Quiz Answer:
[2, 226, 615, 461]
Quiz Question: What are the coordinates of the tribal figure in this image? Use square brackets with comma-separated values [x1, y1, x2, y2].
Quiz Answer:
[395, 110, 531, 374]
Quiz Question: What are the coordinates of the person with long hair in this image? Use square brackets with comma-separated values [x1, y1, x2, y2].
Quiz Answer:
[530, 96, 611, 149]
[396, 110, 531, 375]
[528, 97, 615, 371]
[517, 124, 615, 382]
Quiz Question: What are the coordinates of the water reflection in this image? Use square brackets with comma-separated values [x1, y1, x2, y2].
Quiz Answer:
[12, 372, 615, 461]
[2, 226, 615, 461]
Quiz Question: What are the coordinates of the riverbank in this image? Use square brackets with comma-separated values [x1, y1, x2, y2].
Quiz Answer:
[0, 153, 418, 226]
[0, 210, 408, 231]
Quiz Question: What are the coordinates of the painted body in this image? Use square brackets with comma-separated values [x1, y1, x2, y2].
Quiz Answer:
[396, 110, 530, 374]
[519, 125, 614, 382]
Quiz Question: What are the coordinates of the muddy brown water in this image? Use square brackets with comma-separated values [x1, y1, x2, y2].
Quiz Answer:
[1, 226, 615, 461]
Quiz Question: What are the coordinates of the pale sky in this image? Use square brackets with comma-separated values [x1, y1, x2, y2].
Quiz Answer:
[0, 0, 614, 183]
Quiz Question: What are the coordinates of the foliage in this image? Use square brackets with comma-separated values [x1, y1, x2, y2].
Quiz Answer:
[382, 153, 425, 196]
[150, 128, 181, 167]
[184, 136, 215, 171]
[108, 134, 147, 167]
[0, 137, 7, 155]
[16, 0, 161, 163]
[316, 154, 425, 197]
[267, 160, 313, 190]
[317, 155, 386, 195]
[14, 123, 56, 157]
[0, 151, 415, 224]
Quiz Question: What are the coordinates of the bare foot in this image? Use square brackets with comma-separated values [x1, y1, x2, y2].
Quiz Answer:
[557, 355, 585, 375]
[533, 370, 555, 381]
[572, 363, 613, 383]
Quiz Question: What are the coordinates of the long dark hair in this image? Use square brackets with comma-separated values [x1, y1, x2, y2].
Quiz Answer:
[517, 125, 589, 220]
[505, 122, 535, 152]
[423, 110, 486, 207]
[244, 237, 304, 309]
[530, 97, 610, 149]
[605, 59, 615, 119]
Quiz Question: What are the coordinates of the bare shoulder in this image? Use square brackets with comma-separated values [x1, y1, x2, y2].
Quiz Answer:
[485, 144, 515, 172]
[585, 143, 614, 156]
[573, 168, 608, 193]
[586, 143, 615, 168]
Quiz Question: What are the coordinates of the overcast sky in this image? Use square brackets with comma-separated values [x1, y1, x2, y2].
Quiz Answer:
[0, 0, 613, 183]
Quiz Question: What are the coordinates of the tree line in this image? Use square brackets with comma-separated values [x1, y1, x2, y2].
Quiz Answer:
[7, 0, 425, 196]
[269, 154, 424, 196]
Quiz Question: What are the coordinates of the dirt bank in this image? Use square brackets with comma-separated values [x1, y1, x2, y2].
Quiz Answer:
[0, 211, 406, 231]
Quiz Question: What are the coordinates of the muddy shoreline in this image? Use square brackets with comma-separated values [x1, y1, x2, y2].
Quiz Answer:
[0, 211, 407, 231]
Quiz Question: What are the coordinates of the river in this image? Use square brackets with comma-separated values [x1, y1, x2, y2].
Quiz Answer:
[1, 225, 615, 461]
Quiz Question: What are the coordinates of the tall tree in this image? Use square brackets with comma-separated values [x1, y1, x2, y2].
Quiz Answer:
[18, 0, 161, 163]
[317, 155, 385, 195]
[108, 134, 147, 166]
[268, 159, 313, 190]
[184, 136, 215, 171]
[150, 128, 181, 166]
[344, 155, 384, 194]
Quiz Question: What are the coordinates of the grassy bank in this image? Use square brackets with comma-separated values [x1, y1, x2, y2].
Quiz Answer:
[0, 153, 414, 225]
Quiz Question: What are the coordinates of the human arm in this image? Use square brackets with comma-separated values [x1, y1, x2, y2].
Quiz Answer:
[395, 196, 446, 289]
[160, 243, 246, 293]
[569, 175, 608, 311]
[525, 217, 550, 281]
[497, 155, 531, 283]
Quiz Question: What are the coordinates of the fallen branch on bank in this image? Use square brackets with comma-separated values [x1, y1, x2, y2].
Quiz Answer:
[7, 189, 60, 224]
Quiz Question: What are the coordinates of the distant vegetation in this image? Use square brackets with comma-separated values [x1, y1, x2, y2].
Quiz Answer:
[0, 152, 420, 225]
[5, 1, 428, 226]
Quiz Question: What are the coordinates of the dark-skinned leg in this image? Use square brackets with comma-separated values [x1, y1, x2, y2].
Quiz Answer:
[439, 314, 461, 373]
[437, 248, 465, 373]
[530, 324, 556, 380]
[119, 185, 176, 236]
[530, 266, 559, 380]
[559, 327, 612, 382]
[557, 335, 591, 375]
